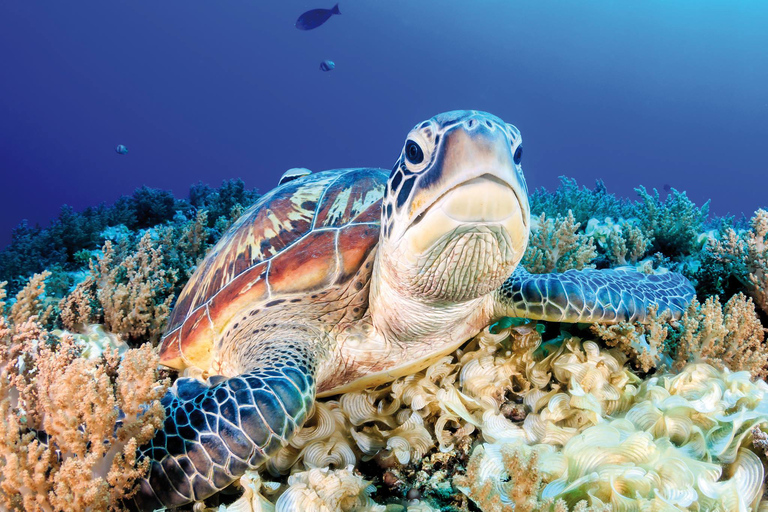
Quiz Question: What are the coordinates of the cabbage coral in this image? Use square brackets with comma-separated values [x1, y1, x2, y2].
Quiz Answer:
[455, 360, 768, 512]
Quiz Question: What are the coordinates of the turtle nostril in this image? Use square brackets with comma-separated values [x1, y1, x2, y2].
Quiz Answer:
[485, 120, 493, 128]
[467, 119, 475, 128]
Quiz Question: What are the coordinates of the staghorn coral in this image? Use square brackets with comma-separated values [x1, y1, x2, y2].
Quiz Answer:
[523, 211, 598, 273]
[708, 208, 768, 316]
[0, 279, 169, 511]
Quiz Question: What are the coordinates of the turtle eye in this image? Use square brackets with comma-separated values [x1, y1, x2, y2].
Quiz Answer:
[405, 140, 424, 165]
[513, 145, 523, 165]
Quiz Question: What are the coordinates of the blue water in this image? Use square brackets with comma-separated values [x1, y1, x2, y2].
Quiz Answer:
[1, 0, 767, 247]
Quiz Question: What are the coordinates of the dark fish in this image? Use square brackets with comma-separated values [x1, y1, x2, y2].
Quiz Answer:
[115, 144, 128, 155]
[663, 183, 671, 192]
[295, 3, 340, 30]
[319, 60, 335, 72]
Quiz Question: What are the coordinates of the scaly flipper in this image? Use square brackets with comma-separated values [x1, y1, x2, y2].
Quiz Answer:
[128, 327, 320, 510]
[494, 266, 695, 323]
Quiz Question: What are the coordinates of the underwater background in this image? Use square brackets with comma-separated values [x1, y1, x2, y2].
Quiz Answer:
[1, 0, 768, 247]
[2, 1, 768, 512]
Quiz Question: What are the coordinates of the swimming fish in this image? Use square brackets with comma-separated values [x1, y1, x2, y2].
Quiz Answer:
[115, 144, 128, 155]
[295, 4, 340, 30]
[320, 60, 335, 72]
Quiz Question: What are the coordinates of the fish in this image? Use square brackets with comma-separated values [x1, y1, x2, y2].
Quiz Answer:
[115, 144, 128, 155]
[295, 3, 340, 31]
[319, 60, 335, 72]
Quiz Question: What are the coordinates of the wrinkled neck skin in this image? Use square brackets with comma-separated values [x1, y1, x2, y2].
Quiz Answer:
[369, 225, 518, 361]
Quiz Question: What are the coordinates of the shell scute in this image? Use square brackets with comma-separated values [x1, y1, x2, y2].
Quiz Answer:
[269, 230, 338, 295]
[314, 169, 386, 227]
[179, 306, 215, 368]
[160, 168, 388, 370]
[336, 224, 380, 283]
[207, 261, 270, 336]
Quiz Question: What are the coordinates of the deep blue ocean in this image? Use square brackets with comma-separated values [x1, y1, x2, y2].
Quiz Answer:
[1, 0, 767, 247]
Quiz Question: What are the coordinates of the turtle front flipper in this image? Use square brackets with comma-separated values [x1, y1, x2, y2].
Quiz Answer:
[127, 328, 320, 511]
[494, 266, 695, 324]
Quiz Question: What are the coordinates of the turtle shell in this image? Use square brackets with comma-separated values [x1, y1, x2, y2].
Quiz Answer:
[159, 168, 387, 370]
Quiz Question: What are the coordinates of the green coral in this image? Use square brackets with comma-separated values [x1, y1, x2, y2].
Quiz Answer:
[633, 186, 710, 257]
[529, 177, 634, 227]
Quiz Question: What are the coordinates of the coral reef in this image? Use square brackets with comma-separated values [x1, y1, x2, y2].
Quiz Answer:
[523, 212, 597, 273]
[529, 177, 635, 227]
[0, 179, 260, 296]
[707, 208, 768, 316]
[633, 186, 710, 257]
[584, 217, 651, 266]
[0, 175, 766, 511]
[0, 277, 169, 511]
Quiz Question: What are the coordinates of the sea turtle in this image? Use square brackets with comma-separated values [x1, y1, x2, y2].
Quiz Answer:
[130, 110, 695, 509]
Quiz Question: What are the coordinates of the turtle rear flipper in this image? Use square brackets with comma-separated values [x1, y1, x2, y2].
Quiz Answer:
[494, 266, 695, 324]
[129, 328, 319, 510]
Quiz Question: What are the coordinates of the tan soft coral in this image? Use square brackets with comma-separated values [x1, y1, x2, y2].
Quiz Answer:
[709, 208, 768, 316]
[61, 233, 178, 344]
[9, 271, 54, 327]
[672, 293, 768, 379]
[523, 211, 597, 273]
[590, 305, 670, 372]
[0, 275, 169, 511]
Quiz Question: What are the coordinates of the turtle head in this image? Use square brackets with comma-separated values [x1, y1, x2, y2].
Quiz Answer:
[378, 110, 530, 302]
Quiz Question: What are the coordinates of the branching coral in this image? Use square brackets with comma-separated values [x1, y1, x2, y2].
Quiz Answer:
[670, 293, 768, 379]
[0, 277, 169, 511]
[591, 292, 768, 378]
[529, 177, 635, 228]
[523, 211, 597, 273]
[634, 186, 710, 257]
[8, 271, 54, 327]
[590, 305, 671, 372]
[96, 234, 178, 343]
[708, 208, 768, 316]
[60, 233, 178, 344]
[584, 217, 651, 266]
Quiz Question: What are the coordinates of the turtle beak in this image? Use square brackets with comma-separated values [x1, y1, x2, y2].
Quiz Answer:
[405, 120, 529, 232]
[397, 123, 530, 263]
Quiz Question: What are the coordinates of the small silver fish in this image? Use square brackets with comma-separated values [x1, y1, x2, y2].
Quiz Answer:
[295, 3, 340, 30]
[319, 60, 335, 72]
[115, 144, 128, 155]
